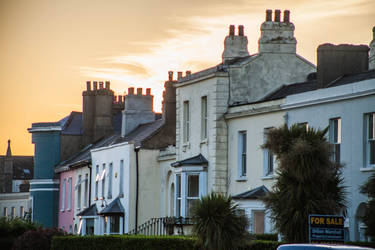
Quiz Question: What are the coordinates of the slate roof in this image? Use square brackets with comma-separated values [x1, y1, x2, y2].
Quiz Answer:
[261, 80, 317, 102]
[99, 197, 125, 215]
[171, 154, 208, 168]
[327, 69, 375, 88]
[232, 185, 269, 200]
[55, 119, 165, 172]
[60, 112, 82, 135]
[77, 204, 98, 217]
[0, 156, 34, 180]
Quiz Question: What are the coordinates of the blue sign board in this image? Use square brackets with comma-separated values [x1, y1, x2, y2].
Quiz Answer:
[309, 214, 344, 244]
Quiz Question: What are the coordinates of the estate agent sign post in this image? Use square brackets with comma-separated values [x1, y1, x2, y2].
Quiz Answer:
[309, 214, 344, 243]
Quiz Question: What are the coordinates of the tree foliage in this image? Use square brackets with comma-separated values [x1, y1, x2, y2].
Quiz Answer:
[192, 193, 250, 250]
[262, 124, 347, 243]
[360, 172, 375, 241]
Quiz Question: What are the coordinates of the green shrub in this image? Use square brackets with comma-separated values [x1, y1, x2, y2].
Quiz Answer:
[0, 217, 40, 250]
[13, 227, 68, 250]
[252, 234, 278, 241]
[243, 240, 283, 250]
[51, 235, 196, 250]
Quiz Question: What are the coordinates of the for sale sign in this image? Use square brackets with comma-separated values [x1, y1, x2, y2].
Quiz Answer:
[309, 214, 344, 243]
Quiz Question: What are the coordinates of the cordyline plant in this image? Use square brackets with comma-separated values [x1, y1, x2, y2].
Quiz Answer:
[192, 193, 250, 250]
[360, 172, 375, 241]
[262, 124, 347, 243]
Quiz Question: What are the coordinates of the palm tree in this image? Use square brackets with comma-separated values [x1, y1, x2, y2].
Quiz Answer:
[360, 172, 375, 241]
[192, 193, 249, 250]
[262, 124, 347, 243]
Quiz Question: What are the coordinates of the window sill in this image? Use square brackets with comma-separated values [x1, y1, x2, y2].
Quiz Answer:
[360, 166, 375, 172]
[235, 176, 247, 182]
[261, 175, 275, 180]
[200, 138, 208, 144]
[182, 142, 190, 152]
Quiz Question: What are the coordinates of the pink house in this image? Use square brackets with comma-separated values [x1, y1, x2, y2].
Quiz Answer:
[58, 170, 75, 233]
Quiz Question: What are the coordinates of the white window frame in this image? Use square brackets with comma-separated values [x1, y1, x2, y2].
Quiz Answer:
[101, 164, 106, 199]
[67, 177, 72, 211]
[365, 113, 375, 168]
[329, 118, 341, 164]
[11, 207, 15, 218]
[108, 163, 113, 199]
[84, 173, 88, 208]
[61, 178, 66, 211]
[77, 175, 82, 209]
[263, 128, 275, 177]
[237, 131, 247, 179]
[201, 96, 208, 140]
[95, 165, 99, 200]
[20, 206, 24, 218]
[174, 168, 207, 218]
[183, 101, 190, 143]
[119, 160, 124, 197]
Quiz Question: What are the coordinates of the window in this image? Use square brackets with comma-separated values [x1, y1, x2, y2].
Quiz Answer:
[329, 118, 341, 164]
[253, 210, 265, 234]
[186, 174, 199, 218]
[3, 207, 7, 217]
[110, 216, 120, 234]
[84, 174, 88, 207]
[298, 122, 309, 130]
[61, 179, 66, 211]
[108, 163, 113, 199]
[264, 128, 274, 176]
[201, 96, 207, 140]
[175, 171, 206, 218]
[67, 177, 72, 210]
[119, 160, 124, 197]
[176, 175, 181, 217]
[11, 207, 15, 218]
[95, 165, 99, 200]
[77, 175, 82, 209]
[238, 131, 247, 177]
[365, 113, 375, 167]
[20, 206, 24, 218]
[101, 164, 106, 199]
[183, 101, 190, 143]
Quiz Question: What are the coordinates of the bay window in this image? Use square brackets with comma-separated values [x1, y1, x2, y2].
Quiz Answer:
[365, 113, 375, 167]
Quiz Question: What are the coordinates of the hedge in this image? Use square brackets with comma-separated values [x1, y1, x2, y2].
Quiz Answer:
[252, 234, 279, 241]
[51, 235, 197, 250]
[244, 240, 284, 250]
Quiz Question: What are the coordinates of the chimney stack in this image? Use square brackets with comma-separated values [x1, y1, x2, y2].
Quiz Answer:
[266, 9, 272, 21]
[238, 25, 244, 36]
[86, 81, 91, 91]
[168, 71, 173, 81]
[137, 88, 142, 95]
[369, 26, 375, 70]
[105, 81, 110, 89]
[186, 70, 191, 76]
[317, 44, 369, 88]
[274, 10, 281, 22]
[128, 87, 134, 95]
[283, 10, 290, 23]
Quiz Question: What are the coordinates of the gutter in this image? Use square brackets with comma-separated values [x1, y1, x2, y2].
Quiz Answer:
[134, 145, 141, 234]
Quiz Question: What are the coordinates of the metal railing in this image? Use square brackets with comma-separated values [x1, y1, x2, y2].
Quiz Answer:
[128, 216, 194, 236]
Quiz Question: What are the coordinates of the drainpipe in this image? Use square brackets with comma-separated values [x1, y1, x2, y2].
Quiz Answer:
[88, 163, 92, 206]
[134, 145, 141, 234]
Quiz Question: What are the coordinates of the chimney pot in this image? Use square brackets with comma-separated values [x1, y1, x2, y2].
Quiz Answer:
[177, 71, 183, 80]
[146, 88, 151, 95]
[266, 9, 272, 21]
[105, 81, 110, 89]
[168, 71, 173, 81]
[86, 81, 91, 91]
[93, 81, 98, 90]
[274, 10, 281, 22]
[114, 95, 117, 102]
[137, 88, 142, 95]
[186, 70, 191, 76]
[128, 87, 134, 95]
[229, 25, 235, 36]
[283, 10, 290, 23]
[238, 25, 244, 36]
[119, 95, 123, 102]
[99, 81, 104, 89]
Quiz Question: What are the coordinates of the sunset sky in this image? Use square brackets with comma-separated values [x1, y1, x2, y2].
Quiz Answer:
[1, 0, 374, 155]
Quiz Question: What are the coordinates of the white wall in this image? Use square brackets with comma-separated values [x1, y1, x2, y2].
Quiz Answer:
[283, 78, 375, 241]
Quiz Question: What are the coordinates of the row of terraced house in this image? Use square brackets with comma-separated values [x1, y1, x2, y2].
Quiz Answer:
[23, 10, 375, 241]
